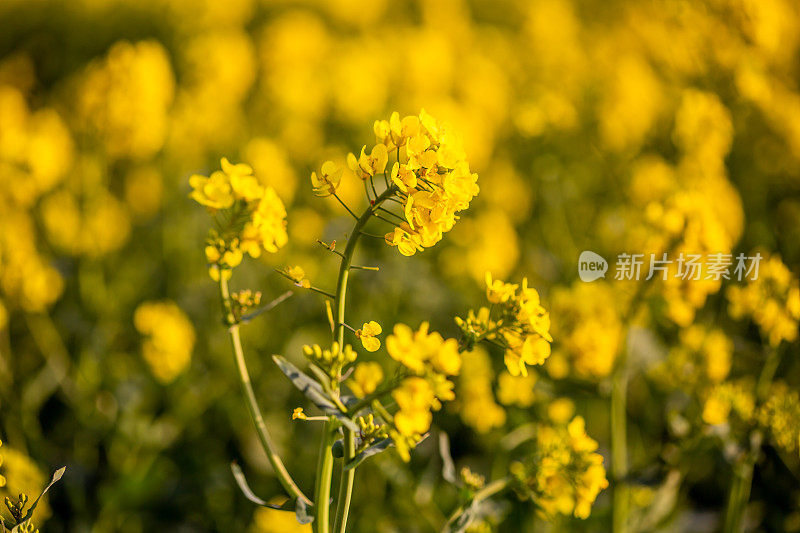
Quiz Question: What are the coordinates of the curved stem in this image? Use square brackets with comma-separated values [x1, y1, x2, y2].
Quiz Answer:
[218, 276, 312, 505]
[329, 187, 397, 533]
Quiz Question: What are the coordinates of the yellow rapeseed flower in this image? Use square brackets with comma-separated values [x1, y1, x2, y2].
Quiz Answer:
[355, 321, 382, 352]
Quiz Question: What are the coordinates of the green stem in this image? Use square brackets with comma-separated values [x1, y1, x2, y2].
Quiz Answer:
[314, 420, 337, 533]
[724, 451, 756, 533]
[611, 360, 629, 533]
[611, 279, 654, 533]
[724, 344, 779, 532]
[218, 276, 311, 506]
[442, 478, 510, 532]
[330, 187, 396, 533]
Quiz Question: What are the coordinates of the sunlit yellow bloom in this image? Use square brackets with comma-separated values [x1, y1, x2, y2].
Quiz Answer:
[384, 226, 423, 257]
[389, 111, 420, 146]
[347, 143, 388, 180]
[292, 407, 307, 420]
[485, 271, 518, 304]
[311, 161, 343, 197]
[222, 158, 263, 202]
[189, 171, 234, 210]
[355, 321, 382, 352]
[390, 162, 417, 193]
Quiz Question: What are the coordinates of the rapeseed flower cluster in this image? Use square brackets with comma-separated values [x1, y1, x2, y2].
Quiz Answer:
[311, 110, 479, 257]
[702, 380, 755, 427]
[456, 273, 552, 377]
[511, 417, 608, 520]
[548, 282, 622, 379]
[191, 158, 288, 280]
[383, 323, 461, 460]
[456, 347, 506, 434]
[727, 254, 800, 347]
[758, 383, 800, 456]
[302, 343, 357, 380]
[133, 300, 196, 384]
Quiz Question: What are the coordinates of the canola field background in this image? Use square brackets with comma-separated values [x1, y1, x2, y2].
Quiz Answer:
[1, 0, 800, 531]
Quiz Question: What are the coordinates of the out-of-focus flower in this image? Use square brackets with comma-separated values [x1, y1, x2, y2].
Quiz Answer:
[457, 274, 552, 377]
[511, 416, 608, 519]
[76, 40, 174, 159]
[727, 253, 800, 347]
[348, 362, 384, 398]
[457, 347, 506, 433]
[134, 300, 196, 383]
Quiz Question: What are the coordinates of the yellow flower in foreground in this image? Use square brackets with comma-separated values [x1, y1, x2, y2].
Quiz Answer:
[347, 143, 388, 180]
[310, 160, 343, 197]
[355, 321, 382, 352]
[292, 407, 307, 420]
[485, 271, 518, 303]
[348, 362, 384, 398]
[384, 226, 423, 257]
[189, 170, 234, 210]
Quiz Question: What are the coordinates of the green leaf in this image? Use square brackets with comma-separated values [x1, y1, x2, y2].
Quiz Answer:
[295, 498, 314, 525]
[18, 466, 65, 524]
[230, 462, 311, 519]
[272, 355, 359, 432]
[344, 438, 394, 471]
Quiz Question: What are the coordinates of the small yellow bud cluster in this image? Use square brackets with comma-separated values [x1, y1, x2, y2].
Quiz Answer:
[727, 254, 800, 347]
[456, 273, 552, 377]
[355, 414, 388, 453]
[302, 342, 357, 379]
[701, 380, 755, 426]
[5, 492, 29, 524]
[383, 322, 461, 460]
[230, 289, 262, 322]
[191, 158, 288, 280]
[510, 416, 609, 520]
[758, 382, 800, 455]
[460, 467, 486, 491]
[279, 265, 311, 289]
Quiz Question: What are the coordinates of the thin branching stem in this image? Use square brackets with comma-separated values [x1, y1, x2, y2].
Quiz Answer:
[218, 276, 312, 506]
